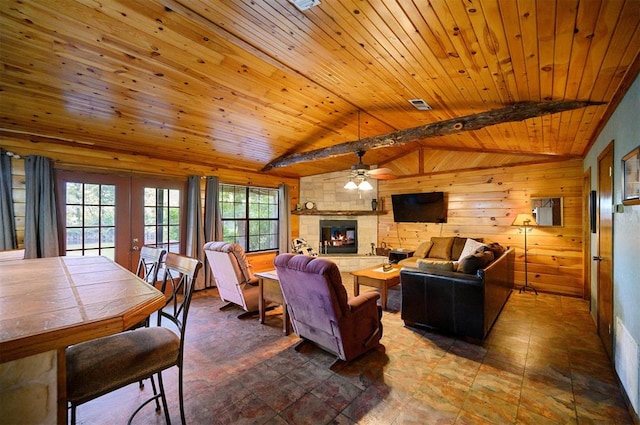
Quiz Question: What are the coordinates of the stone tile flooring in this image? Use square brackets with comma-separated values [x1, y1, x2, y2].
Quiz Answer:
[74, 276, 634, 424]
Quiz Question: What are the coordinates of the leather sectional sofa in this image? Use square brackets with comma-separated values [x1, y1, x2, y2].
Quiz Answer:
[400, 241, 514, 341]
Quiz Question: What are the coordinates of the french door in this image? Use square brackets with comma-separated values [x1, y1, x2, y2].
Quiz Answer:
[56, 170, 186, 272]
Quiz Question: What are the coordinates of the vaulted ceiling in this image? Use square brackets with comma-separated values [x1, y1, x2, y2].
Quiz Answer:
[1, 0, 639, 178]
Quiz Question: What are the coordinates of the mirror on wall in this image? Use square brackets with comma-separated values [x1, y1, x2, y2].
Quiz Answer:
[531, 197, 563, 227]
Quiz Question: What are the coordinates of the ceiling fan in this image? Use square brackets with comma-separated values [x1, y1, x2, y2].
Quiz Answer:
[350, 150, 396, 180]
[344, 150, 396, 190]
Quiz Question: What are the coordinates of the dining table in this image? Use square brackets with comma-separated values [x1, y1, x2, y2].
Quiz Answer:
[0, 255, 166, 425]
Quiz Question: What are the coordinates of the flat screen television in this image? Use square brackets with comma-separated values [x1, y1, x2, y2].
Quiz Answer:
[391, 192, 447, 223]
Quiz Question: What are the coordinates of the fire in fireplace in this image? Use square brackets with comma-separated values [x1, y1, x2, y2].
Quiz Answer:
[319, 220, 358, 254]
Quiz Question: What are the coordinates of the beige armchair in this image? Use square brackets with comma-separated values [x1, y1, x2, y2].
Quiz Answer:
[203, 241, 260, 318]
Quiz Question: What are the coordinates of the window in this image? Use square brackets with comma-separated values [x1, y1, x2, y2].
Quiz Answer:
[64, 182, 116, 259]
[219, 184, 279, 252]
[143, 187, 181, 253]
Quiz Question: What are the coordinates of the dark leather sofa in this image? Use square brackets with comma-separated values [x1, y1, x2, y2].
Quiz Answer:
[400, 248, 514, 341]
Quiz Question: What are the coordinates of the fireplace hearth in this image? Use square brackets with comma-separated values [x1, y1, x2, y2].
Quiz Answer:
[319, 220, 358, 254]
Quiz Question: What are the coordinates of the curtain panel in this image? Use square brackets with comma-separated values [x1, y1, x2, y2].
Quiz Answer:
[203, 176, 222, 288]
[0, 149, 18, 250]
[24, 155, 59, 258]
[278, 183, 291, 254]
[186, 176, 206, 290]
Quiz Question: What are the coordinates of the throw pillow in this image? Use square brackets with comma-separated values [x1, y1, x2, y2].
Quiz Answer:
[486, 242, 506, 258]
[417, 259, 454, 272]
[457, 238, 488, 261]
[451, 237, 466, 260]
[458, 250, 494, 274]
[414, 241, 433, 258]
[451, 237, 484, 260]
[429, 237, 455, 260]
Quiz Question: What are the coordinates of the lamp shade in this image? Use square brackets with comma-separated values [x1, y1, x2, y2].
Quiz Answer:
[511, 213, 537, 227]
[357, 179, 373, 191]
[344, 180, 358, 190]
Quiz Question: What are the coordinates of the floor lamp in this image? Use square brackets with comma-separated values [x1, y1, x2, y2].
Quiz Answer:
[512, 213, 538, 295]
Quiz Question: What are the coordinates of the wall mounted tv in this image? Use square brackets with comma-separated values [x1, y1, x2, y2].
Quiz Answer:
[391, 192, 447, 223]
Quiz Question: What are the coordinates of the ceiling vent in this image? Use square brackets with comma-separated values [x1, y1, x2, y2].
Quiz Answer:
[288, 0, 321, 11]
[408, 99, 432, 111]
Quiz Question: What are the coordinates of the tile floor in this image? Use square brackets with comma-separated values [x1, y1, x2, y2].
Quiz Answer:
[74, 276, 634, 424]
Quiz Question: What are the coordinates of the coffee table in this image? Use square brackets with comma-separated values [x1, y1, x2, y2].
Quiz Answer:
[351, 264, 401, 310]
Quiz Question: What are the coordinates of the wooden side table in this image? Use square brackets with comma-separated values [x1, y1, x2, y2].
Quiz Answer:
[255, 271, 289, 335]
[351, 264, 401, 310]
[388, 250, 414, 264]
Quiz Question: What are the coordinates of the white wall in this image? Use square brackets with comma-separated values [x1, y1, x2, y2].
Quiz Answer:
[584, 73, 640, 414]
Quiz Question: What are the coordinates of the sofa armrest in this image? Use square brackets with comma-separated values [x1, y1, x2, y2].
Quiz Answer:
[348, 291, 380, 312]
[400, 268, 484, 338]
[478, 248, 514, 336]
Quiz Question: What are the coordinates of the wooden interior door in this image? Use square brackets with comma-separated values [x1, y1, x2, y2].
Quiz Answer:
[582, 169, 591, 302]
[596, 142, 614, 360]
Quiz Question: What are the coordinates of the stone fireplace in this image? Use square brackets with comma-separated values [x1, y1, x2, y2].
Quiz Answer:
[296, 171, 387, 271]
[298, 171, 380, 256]
[319, 220, 358, 254]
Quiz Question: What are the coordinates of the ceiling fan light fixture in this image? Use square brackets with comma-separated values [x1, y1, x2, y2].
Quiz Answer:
[357, 179, 373, 191]
[344, 180, 358, 190]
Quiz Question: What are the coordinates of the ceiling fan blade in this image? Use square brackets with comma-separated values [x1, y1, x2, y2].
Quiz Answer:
[368, 167, 395, 176]
[369, 173, 397, 180]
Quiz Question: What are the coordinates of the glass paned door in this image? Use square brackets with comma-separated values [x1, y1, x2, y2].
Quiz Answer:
[143, 187, 182, 253]
[64, 182, 117, 259]
[57, 171, 186, 272]
[131, 178, 186, 267]
[56, 171, 131, 267]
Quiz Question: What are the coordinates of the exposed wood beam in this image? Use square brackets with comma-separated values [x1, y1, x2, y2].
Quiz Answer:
[262, 101, 604, 171]
[412, 145, 582, 159]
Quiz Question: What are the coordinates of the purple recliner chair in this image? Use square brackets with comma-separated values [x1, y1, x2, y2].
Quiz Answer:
[274, 254, 383, 364]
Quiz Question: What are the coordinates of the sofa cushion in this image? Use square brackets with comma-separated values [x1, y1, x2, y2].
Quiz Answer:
[457, 238, 487, 261]
[429, 237, 455, 260]
[417, 259, 454, 272]
[458, 250, 494, 274]
[414, 241, 433, 258]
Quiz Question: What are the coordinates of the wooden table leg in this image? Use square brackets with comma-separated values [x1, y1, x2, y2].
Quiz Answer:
[258, 278, 265, 324]
[381, 282, 388, 310]
[353, 276, 360, 296]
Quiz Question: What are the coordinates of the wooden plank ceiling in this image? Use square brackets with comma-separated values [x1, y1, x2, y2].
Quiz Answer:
[1, 0, 639, 178]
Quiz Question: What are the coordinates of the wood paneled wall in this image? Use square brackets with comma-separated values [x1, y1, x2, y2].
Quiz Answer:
[378, 159, 584, 297]
[2, 135, 300, 270]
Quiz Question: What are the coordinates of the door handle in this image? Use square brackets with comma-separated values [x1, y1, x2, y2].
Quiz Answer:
[592, 256, 604, 261]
